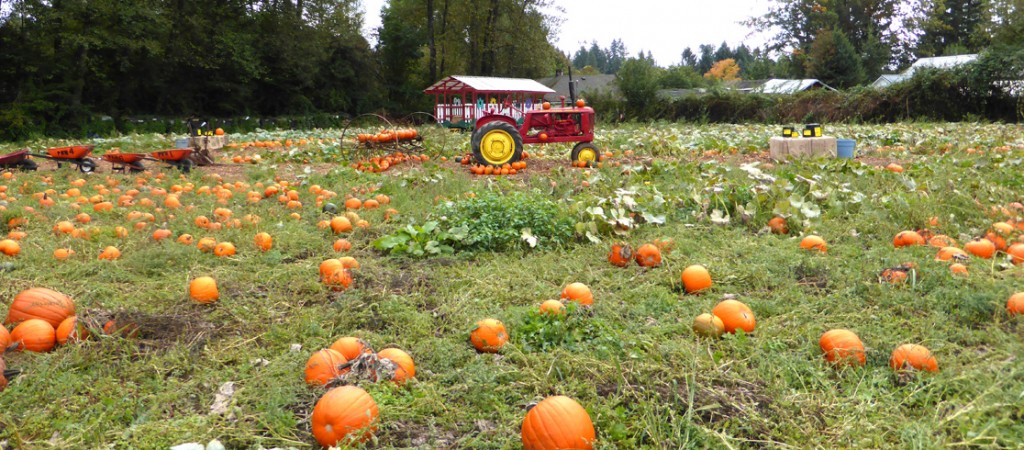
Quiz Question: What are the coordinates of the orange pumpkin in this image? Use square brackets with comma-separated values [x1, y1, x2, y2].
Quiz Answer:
[152, 229, 172, 241]
[1008, 243, 1024, 265]
[607, 242, 633, 267]
[890, 344, 938, 372]
[333, 239, 352, 252]
[330, 216, 353, 234]
[470, 318, 508, 353]
[189, 277, 219, 303]
[560, 282, 593, 306]
[711, 300, 755, 334]
[692, 313, 725, 338]
[521, 396, 596, 450]
[681, 265, 712, 293]
[377, 348, 415, 384]
[344, 198, 362, 210]
[949, 263, 968, 275]
[6, 287, 75, 327]
[634, 243, 662, 267]
[0, 239, 20, 257]
[1006, 292, 1024, 316]
[304, 348, 348, 386]
[197, 237, 217, 253]
[323, 268, 353, 291]
[539, 300, 566, 316]
[53, 248, 75, 261]
[56, 316, 89, 344]
[819, 329, 865, 367]
[311, 386, 378, 446]
[893, 231, 925, 248]
[935, 246, 967, 262]
[254, 232, 273, 251]
[928, 234, 957, 248]
[98, 246, 121, 260]
[213, 242, 236, 257]
[799, 235, 827, 253]
[10, 319, 56, 352]
[330, 337, 373, 360]
[963, 238, 995, 259]
[767, 216, 789, 234]
[0, 325, 10, 349]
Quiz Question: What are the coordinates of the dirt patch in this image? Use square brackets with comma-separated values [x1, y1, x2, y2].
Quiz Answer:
[794, 262, 830, 292]
[79, 308, 218, 351]
[377, 420, 458, 448]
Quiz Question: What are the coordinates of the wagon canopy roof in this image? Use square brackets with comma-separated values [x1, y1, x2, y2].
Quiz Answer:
[424, 75, 556, 95]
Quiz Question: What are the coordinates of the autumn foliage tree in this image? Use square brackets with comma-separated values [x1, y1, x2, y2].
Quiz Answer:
[703, 59, 742, 81]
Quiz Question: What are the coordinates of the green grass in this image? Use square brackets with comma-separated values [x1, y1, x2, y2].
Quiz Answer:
[1, 122, 1024, 448]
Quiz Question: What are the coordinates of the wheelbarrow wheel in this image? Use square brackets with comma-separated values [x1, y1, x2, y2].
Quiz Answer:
[178, 158, 193, 173]
[78, 158, 96, 173]
[18, 159, 37, 171]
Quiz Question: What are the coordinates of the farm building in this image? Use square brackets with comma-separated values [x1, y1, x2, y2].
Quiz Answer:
[423, 75, 555, 130]
[871, 54, 979, 88]
[748, 79, 837, 94]
[537, 74, 620, 102]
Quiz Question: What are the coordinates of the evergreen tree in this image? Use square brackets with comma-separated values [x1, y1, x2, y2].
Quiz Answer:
[805, 29, 865, 88]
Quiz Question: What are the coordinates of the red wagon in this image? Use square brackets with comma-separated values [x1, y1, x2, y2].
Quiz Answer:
[101, 152, 148, 173]
[0, 149, 38, 171]
[149, 149, 194, 173]
[30, 145, 97, 172]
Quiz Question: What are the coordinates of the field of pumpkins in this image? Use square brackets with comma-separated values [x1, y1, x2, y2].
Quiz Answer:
[0, 122, 1023, 448]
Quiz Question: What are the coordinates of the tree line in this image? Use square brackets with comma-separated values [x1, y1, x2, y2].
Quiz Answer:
[1, 0, 1021, 141]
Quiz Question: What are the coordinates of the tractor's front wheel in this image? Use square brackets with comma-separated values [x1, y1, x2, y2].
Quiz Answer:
[571, 142, 601, 167]
[471, 121, 523, 166]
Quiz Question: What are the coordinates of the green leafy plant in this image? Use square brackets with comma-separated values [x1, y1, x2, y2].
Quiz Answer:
[517, 302, 621, 354]
[371, 221, 468, 257]
[435, 190, 575, 252]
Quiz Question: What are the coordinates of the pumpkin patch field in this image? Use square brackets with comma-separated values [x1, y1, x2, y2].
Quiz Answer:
[1, 122, 1024, 448]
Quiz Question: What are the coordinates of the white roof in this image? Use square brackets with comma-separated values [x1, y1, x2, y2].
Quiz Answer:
[424, 75, 555, 94]
[872, 54, 978, 88]
[753, 79, 836, 94]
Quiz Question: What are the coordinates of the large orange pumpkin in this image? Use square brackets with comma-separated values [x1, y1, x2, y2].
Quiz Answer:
[305, 348, 348, 386]
[10, 319, 56, 352]
[963, 238, 995, 259]
[1008, 243, 1024, 265]
[311, 386, 378, 446]
[767, 216, 788, 234]
[799, 235, 827, 253]
[539, 300, 566, 316]
[681, 265, 712, 293]
[6, 287, 76, 327]
[470, 318, 508, 353]
[893, 231, 925, 248]
[254, 232, 273, 251]
[1006, 292, 1024, 316]
[189, 276, 219, 303]
[330, 337, 373, 360]
[56, 316, 89, 344]
[634, 243, 662, 267]
[819, 329, 865, 367]
[0, 325, 10, 349]
[711, 300, 756, 334]
[377, 348, 415, 384]
[560, 282, 593, 306]
[521, 395, 596, 450]
[607, 242, 633, 267]
[890, 344, 938, 372]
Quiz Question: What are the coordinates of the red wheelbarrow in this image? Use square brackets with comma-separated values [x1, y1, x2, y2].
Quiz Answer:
[31, 145, 97, 173]
[101, 152, 148, 173]
[149, 149, 194, 173]
[0, 149, 38, 171]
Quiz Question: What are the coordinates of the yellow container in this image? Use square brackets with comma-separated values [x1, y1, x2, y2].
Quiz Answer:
[804, 123, 823, 137]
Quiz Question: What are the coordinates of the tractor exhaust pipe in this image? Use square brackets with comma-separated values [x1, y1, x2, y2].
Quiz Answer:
[568, 63, 577, 106]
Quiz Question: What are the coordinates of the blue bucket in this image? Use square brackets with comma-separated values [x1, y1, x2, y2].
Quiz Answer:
[837, 139, 856, 159]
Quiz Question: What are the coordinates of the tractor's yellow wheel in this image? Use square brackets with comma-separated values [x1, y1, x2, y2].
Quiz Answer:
[571, 142, 600, 166]
[471, 121, 523, 166]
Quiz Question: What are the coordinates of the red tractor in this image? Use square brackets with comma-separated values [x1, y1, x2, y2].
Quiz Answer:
[470, 75, 600, 167]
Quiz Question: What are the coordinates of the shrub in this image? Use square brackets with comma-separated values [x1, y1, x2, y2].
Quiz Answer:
[436, 190, 575, 252]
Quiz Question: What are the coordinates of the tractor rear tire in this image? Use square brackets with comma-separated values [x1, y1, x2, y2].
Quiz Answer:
[472, 121, 522, 166]
[571, 142, 601, 167]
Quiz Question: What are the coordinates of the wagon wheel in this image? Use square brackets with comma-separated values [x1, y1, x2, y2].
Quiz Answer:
[339, 113, 399, 161]
[78, 158, 97, 173]
[400, 112, 450, 158]
[472, 121, 522, 166]
[571, 142, 601, 167]
[18, 159, 37, 171]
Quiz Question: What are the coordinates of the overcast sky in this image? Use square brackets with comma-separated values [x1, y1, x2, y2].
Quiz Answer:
[360, 0, 772, 68]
